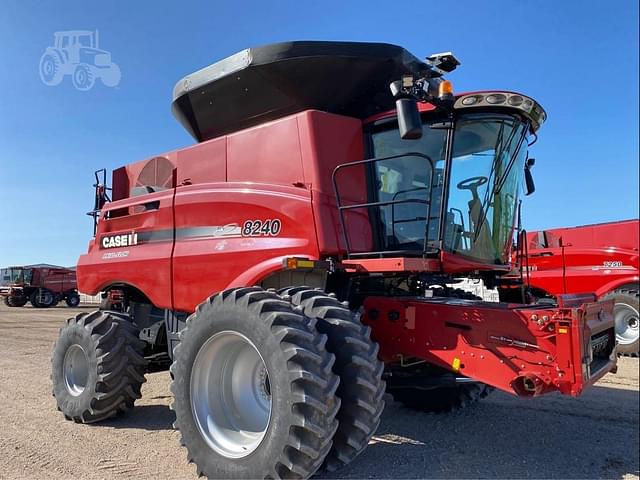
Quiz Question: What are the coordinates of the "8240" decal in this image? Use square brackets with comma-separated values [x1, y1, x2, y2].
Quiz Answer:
[242, 219, 282, 237]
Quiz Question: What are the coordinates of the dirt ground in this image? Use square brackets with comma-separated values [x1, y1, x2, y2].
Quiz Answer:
[0, 304, 638, 480]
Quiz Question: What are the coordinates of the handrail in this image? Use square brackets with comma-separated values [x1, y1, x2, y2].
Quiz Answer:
[332, 152, 436, 258]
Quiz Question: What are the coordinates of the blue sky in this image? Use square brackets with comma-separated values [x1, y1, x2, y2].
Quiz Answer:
[0, 0, 638, 267]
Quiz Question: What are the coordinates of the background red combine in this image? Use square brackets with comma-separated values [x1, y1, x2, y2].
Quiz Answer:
[48, 42, 617, 479]
[0, 265, 79, 307]
[522, 219, 639, 355]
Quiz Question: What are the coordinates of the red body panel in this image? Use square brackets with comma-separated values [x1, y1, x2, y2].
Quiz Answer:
[172, 183, 318, 312]
[33, 268, 77, 294]
[78, 189, 175, 308]
[77, 110, 366, 310]
[525, 220, 639, 298]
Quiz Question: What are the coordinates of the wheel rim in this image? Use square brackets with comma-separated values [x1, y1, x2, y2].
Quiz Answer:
[63, 344, 90, 396]
[43, 59, 54, 79]
[614, 302, 639, 345]
[76, 69, 86, 85]
[39, 290, 53, 306]
[190, 331, 272, 458]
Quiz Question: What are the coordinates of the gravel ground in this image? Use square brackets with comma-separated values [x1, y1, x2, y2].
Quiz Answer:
[0, 304, 638, 480]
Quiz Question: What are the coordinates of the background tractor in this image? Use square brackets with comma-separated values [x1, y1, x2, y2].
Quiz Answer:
[1, 265, 79, 307]
[39, 30, 121, 91]
[50, 41, 617, 479]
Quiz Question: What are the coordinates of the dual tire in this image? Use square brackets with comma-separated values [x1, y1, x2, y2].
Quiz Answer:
[170, 287, 385, 478]
[279, 287, 386, 471]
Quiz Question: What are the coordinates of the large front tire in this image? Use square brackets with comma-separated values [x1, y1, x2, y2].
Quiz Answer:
[280, 287, 385, 472]
[170, 287, 340, 479]
[51, 310, 147, 423]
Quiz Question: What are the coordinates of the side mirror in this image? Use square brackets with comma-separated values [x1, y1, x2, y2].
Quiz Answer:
[524, 158, 535, 196]
[396, 98, 423, 140]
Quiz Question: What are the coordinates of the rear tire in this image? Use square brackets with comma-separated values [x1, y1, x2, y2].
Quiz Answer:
[51, 310, 146, 423]
[39, 52, 63, 86]
[391, 383, 493, 413]
[280, 287, 385, 472]
[603, 288, 639, 357]
[170, 287, 340, 479]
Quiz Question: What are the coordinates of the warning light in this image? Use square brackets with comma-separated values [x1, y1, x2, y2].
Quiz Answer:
[452, 357, 461, 372]
[558, 327, 569, 334]
[438, 80, 453, 98]
[286, 258, 298, 269]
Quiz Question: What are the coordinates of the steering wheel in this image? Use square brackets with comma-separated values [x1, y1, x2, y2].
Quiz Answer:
[457, 176, 488, 190]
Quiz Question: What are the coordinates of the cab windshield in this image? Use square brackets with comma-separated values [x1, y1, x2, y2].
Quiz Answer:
[8, 268, 24, 284]
[446, 114, 528, 263]
[369, 113, 528, 264]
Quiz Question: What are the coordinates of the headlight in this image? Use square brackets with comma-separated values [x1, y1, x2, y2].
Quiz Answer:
[454, 91, 547, 131]
[485, 93, 507, 104]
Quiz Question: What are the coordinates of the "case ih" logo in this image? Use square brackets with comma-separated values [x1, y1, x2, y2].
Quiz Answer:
[101, 233, 138, 249]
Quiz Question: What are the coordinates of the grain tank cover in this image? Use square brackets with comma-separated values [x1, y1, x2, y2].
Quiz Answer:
[172, 41, 428, 142]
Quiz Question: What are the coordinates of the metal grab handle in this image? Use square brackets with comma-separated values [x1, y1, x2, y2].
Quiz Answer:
[332, 152, 435, 257]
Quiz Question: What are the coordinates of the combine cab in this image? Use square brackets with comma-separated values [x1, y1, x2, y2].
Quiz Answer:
[1, 265, 79, 307]
[50, 42, 617, 479]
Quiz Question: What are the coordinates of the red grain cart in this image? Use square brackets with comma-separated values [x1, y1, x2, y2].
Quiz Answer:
[1, 265, 79, 308]
[522, 220, 639, 355]
[50, 42, 617, 479]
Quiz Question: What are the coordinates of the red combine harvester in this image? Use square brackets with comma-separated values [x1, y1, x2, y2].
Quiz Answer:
[1, 265, 79, 307]
[521, 219, 639, 355]
[50, 42, 617, 479]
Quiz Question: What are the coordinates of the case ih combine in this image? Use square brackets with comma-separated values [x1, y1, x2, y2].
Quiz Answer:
[50, 42, 617, 479]
[521, 219, 639, 355]
[1, 265, 79, 307]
